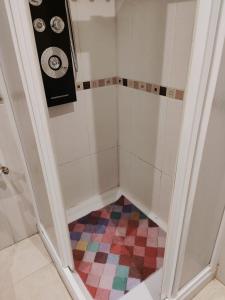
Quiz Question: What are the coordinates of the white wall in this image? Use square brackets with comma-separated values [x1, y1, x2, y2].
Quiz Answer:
[0, 101, 36, 249]
[49, 0, 119, 210]
[117, 0, 196, 224]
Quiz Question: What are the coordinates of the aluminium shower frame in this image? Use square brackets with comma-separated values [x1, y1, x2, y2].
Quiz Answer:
[3, 0, 225, 299]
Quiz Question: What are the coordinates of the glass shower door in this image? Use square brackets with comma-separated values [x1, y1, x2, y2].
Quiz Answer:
[0, 0, 59, 258]
[0, 72, 37, 250]
[178, 40, 225, 289]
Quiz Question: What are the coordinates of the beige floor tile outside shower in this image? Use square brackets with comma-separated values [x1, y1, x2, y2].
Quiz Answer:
[193, 279, 225, 300]
[0, 234, 72, 300]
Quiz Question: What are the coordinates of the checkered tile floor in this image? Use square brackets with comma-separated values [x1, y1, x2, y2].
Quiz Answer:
[69, 196, 166, 300]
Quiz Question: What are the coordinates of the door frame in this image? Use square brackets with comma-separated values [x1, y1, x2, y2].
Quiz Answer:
[3, 0, 74, 270]
[162, 0, 225, 299]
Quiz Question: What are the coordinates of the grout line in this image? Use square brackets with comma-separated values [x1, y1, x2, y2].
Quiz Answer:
[119, 145, 163, 174]
[58, 145, 118, 167]
[13, 262, 54, 286]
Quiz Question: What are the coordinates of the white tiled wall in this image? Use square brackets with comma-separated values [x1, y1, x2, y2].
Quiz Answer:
[85, 87, 118, 154]
[49, 87, 119, 209]
[117, 0, 196, 224]
[49, 0, 118, 210]
[116, 0, 167, 83]
[48, 0, 196, 222]
[69, 0, 117, 82]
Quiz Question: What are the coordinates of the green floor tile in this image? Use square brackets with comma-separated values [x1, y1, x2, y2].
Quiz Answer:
[113, 277, 127, 291]
[87, 242, 99, 252]
[116, 265, 129, 278]
[111, 212, 121, 220]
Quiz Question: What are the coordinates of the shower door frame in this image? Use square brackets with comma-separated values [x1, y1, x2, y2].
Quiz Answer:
[3, 0, 225, 300]
[162, 0, 225, 299]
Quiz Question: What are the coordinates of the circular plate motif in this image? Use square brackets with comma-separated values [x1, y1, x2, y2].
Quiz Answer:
[41, 47, 69, 79]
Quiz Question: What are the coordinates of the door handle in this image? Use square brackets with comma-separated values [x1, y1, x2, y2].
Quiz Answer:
[0, 166, 9, 175]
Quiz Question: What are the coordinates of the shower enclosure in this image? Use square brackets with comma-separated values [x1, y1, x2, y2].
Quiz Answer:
[1, 0, 225, 299]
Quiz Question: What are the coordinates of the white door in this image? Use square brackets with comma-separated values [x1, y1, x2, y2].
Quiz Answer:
[0, 69, 37, 251]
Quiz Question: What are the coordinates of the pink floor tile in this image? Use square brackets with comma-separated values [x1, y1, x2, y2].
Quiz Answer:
[79, 261, 92, 273]
[91, 262, 105, 276]
[103, 264, 117, 277]
[95, 288, 110, 300]
[83, 251, 96, 263]
[86, 274, 101, 288]
[99, 274, 114, 289]
[69, 196, 166, 300]
[133, 246, 145, 257]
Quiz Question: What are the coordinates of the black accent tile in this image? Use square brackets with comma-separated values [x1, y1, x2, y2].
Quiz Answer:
[159, 86, 167, 96]
[118, 78, 122, 85]
[123, 78, 128, 86]
[83, 81, 91, 90]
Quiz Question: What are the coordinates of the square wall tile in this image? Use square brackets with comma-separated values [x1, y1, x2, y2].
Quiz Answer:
[156, 174, 174, 223]
[129, 155, 161, 210]
[169, 1, 196, 90]
[85, 87, 118, 153]
[59, 156, 94, 209]
[118, 87, 133, 152]
[117, 7, 135, 79]
[91, 148, 119, 195]
[162, 99, 183, 175]
[131, 90, 166, 169]
[71, 2, 117, 82]
[49, 99, 90, 164]
[117, 0, 167, 82]
[119, 148, 132, 194]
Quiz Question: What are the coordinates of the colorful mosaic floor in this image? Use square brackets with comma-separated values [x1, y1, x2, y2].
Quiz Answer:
[69, 196, 166, 300]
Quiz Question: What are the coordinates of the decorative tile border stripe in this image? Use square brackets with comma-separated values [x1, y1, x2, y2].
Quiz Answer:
[76, 77, 184, 101]
[118, 77, 184, 101]
[76, 77, 118, 91]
